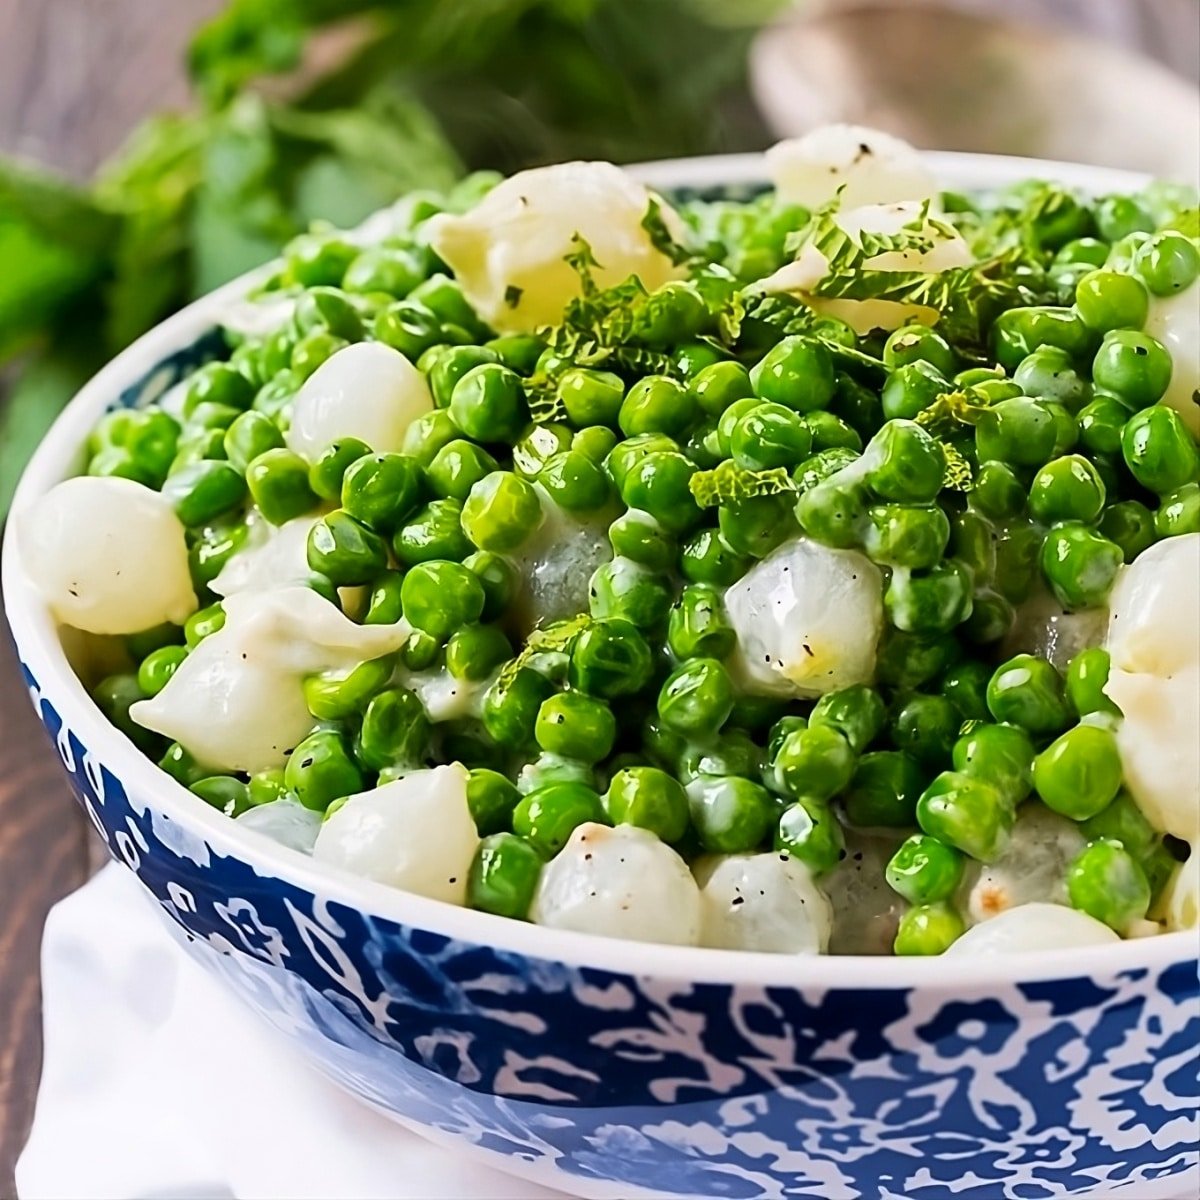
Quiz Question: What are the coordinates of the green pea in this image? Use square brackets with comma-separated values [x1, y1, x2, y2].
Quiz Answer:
[572, 424, 618, 463]
[292, 288, 363, 342]
[1096, 194, 1155, 242]
[686, 775, 773, 854]
[940, 660, 991, 720]
[866, 420, 945, 502]
[190, 776, 251, 816]
[409, 273, 486, 338]
[462, 471, 542, 552]
[446, 624, 512, 682]
[465, 769, 521, 836]
[533, 692, 616, 762]
[993, 522, 1043, 604]
[1074, 269, 1150, 334]
[568, 618, 653, 698]
[885, 561, 973, 636]
[1032, 722, 1123, 821]
[667, 584, 735, 661]
[1093, 330, 1173, 406]
[363, 570, 405, 625]
[808, 685, 885, 755]
[883, 324, 957, 376]
[118, 410, 181, 486]
[303, 655, 394, 720]
[1157, 481, 1200, 538]
[531, 449, 607, 515]
[513, 782, 607, 857]
[91, 673, 158, 754]
[457, 552, 513, 624]
[620, 450, 701, 534]
[224, 410, 284, 472]
[401, 409, 460, 466]
[1040, 523, 1123, 610]
[182, 363, 255, 419]
[1077, 393, 1135, 457]
[247, 768, 288, 808]
[1099, 500, 1157, 563]
[285, 232, 357, 287]
[1079, 789, 1160, 862]
[863, 504, 951, 569]
[1054, 236, 1109, 269]
[680, 527, 750, 586]
[916, 771, 1013, 862]
[252, 372, 301, 421]
[774, 797, 845, 875]
[657, 657, 734, 738]
[300, 438, 368, 504]
[467, 834, 543, 919]
[801, 410, 862, 454]
[1029, 454, 1107, 523]
[400, 560, 485, 640]
[618, 376, 696, 438]
[630, 281, 709, 345]
[730, 402, 813, 470]
[373, 300, 442, 360]
[677, 730, 763, 784]
[1067, 838, 1151, 931]
[604, 432, 679, 492]
[893, 902, 964, 955]
[517, 752, 595, 795]
[886, 834, 964, 904]
[843, 750, 924, 828]
[986, 655, 1071, 736]
[1134, 230, 1200, 296]
[588, 557, 673, 629]
[184, 601, 226, 648]
[1013, 346, 1092, 411]
[608, 510, 675, 569]
[291, 331, 348, 380]
[558, 367, 625, 428]
[357, 687, 429, 771]
[246, 448, 318, 525]
[1121, 405, 1198, 494]
[158, 741, 210, 786]
[992, 306, 1092, 372]
[307, 511, 389, 586]
[875, 630, 960, 691]
[162, 460, 247, 527]
[831, 373, 883, 441]
[975, 397, 1061, 466]
[721, 492, 799, 558]
[285, 730, 364, 812]
[336, 453, 425, 533]
[773, 723, 855, 803]
[890, 693, 958, 768]
[690, 360, 754, 417]
[604, 767, 690, 843]
[951, 723, 1033, 807]
[750, 335, 835, 412]
[969, 461, 1026, 520]
[481, 668, 553, 749]
[342, 246, 423, 298]
[449, 364, 527, 443]
[484, 333, 544, 374]
[881, 360, 950, 421]
[794, 479, 867, 549]
[429, 346, 501, 408]
[1065, 647, 1120, 719]
[512, 422, 573, 478]
[393, 498, 473, 564]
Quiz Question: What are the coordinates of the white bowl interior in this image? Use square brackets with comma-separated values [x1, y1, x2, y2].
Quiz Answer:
[4, 149, 1192, 990]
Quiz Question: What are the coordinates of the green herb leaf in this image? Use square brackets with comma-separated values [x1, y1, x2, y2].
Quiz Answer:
[641, 196, 693, 266]
[689, 460, 797, 507]
[498, 613, 592, 688]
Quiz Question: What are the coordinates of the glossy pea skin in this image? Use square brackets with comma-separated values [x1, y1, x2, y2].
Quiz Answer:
[135, 644, 189, 697]
[224, 410, 284, 472]
[842, 750, 924, 827]
[883, 324, 957, 377]
[667, 584, 735, 661]
[604, 766, 690, 842]
[951, 721, 1035, 805]
[568, 619, 654, 698]
[307, 511, 389, 585]
[285, 730, 364, 812]
[558, 367, 625, 428]
[1073, 270, 1150, 333]
[467, 834, 543, 919]
[481, 668, 553, 749]
[1034, 721, 1123, 821]
[429, 346, 500, 408]
[1067, 838, 1151, 931]
[969, 461, 1026, 520]
[534, 692, 617, 763]
[1092, 330, 1173, 407]
[539, 450, 611, 514]
[690, 360, 754, 417]
[866, 420, 945, 502]
[974, 397, 1060, 467]
[1121, 406, 1198, 495]
[450, 364, 528, 442]
[341, 452, 426, 530]
[881, 360, 949, 421]
[750, 335, 836, 412]
[916, 770, 1013, 862]
[657, 657, 735, 738]
[680, 527, 750, 587]
[1134, 230, 1200, 296]
[446, 624, 512, 682]
[775, 797, 845, 875]
[875, 630, 960, 691]
[618, 376, 696, 438]
[890, 693, 958, 769]
[940, 660, 992, 721]
[1095, 194, 1155, 242]
[1099, 500, 1157, 563]
[162, 460, 247, 527]
[608, 510, 674, 569]
[190, 776, 251, 816]
[619, 450, 701, 534]
[303, 655, 393, 720]
[462, 471, 543, 553]
[1029, 454, 1106, 523]
[589, 556, 673, 630]
[1077, 394, 1134, 457]
[794, 480, 867, 549]
[773, 724, 855, 803]
[393, 498, 473, 564]
[245, 449, 318, 525]
[402, 409, 460, 467]
[512, 782, 607, 858]
[1066, 647, 1121, 718]
[730, 402, 813, 470]
[1039, 523, 1124, 611]
[991, 306, 1092, 373]
[986, 655, 1071, 736]
[1156, 482, 1200, 538]
[810, 684, 886, 755]
[687, 775, 775, 855]
[893, 902, 965, 956]
[466, 769, 522, 836]
[886, 833, 964, 904]
[400, 560, 485, 640]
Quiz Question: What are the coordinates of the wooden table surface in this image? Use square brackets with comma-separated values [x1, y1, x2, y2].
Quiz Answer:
[0, 4, 221, 1192]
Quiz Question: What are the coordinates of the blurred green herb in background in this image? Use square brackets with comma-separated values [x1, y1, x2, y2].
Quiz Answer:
[0, 0, 783, 515]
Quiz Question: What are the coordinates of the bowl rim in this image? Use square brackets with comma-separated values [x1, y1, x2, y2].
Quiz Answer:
[5, 148, 1195, 990]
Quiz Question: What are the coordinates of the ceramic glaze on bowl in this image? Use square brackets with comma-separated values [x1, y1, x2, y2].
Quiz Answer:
[4, 153, 1198, 1200]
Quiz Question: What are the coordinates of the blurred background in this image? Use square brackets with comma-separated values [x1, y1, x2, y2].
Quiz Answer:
[0, 0, 1197, 514]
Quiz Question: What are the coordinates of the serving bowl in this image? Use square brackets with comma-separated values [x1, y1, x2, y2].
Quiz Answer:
[4, 151, 1198, 1200]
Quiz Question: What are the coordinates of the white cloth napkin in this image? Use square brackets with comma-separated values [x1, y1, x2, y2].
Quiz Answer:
[16, 864, 569, 1200]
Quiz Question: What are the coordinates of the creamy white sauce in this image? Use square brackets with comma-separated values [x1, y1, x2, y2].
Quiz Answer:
[210, 511, 323, 597]
[130, 588, 410, 773]
[425, 161, 687, 333]
[18, 476, 197, 635]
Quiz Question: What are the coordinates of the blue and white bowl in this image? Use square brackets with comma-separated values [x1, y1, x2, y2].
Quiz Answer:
[4, 152, 1198, 1200]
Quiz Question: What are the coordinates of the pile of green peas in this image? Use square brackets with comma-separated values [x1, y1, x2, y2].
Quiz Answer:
[85, 167, 1198, 954]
